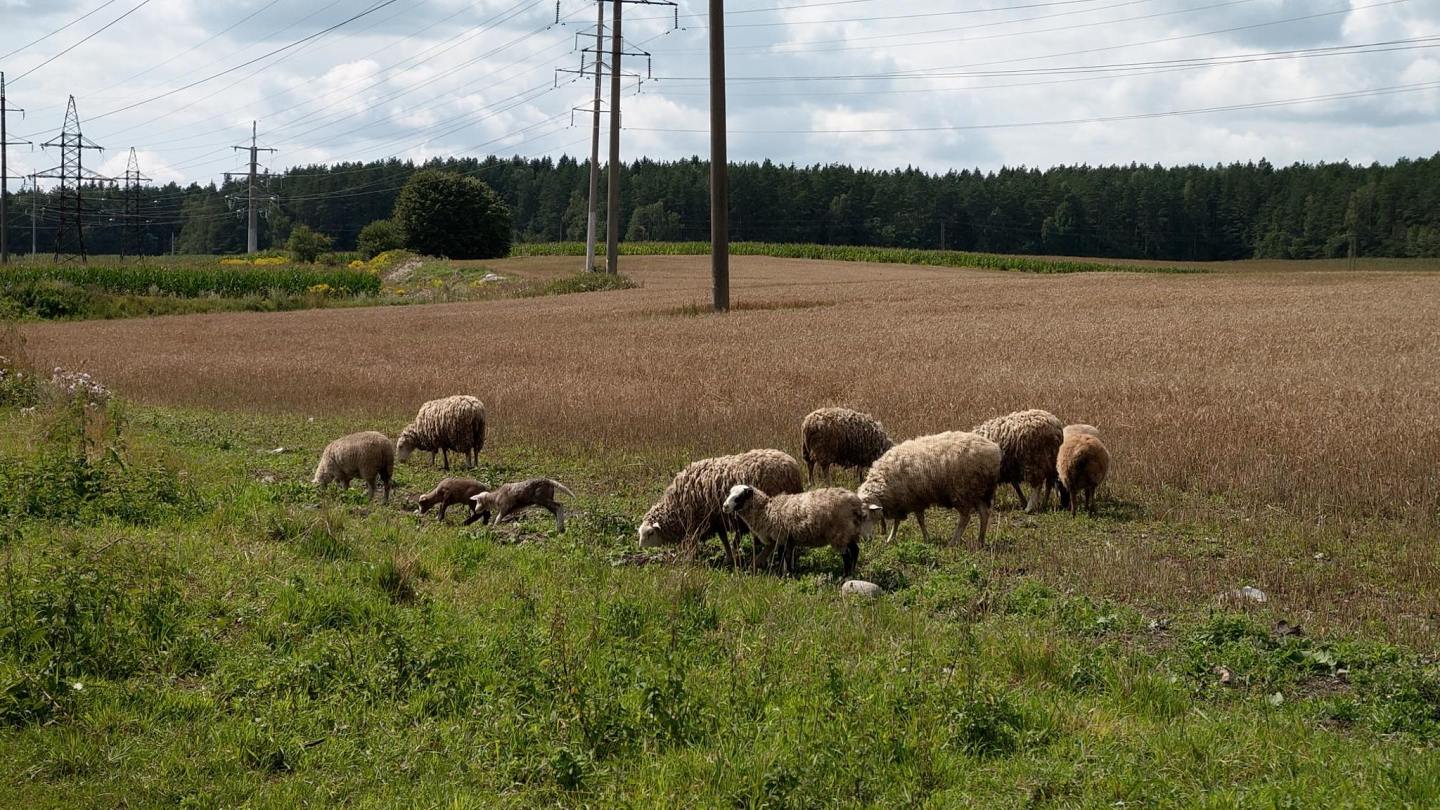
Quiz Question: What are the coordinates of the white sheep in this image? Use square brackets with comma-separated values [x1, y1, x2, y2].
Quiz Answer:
[972, 409, 1064, 512]
[313, 431, 395, 502]
[637, 449, 804, 568]
[396, 395, 486, 470]
[722, 484, 873, 576]
[800, 406, 894, 486]
[857, 431, 1001, 547]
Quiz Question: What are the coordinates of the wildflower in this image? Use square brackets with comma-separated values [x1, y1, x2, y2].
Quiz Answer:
[72, 682, 84, 691]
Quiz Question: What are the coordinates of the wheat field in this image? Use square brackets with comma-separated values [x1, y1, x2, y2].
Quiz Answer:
[24, 255, 1440, 523]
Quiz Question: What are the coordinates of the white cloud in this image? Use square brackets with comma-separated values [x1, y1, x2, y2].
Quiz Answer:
[1, 0, 1435, 186]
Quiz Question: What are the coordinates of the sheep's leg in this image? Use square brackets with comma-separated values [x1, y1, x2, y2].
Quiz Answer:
[463, 509, 487, 527]
[1024, 482, 1044, 514]
[1085, 486, 1096, 515]
[951, 510, 971, 547]
[1010, 482, 1026, 508]
[975, 503, 992, 549]
[364, 477, 377, 501]
[551, 503, 567, 533]
[806, 459, 816, 487]
[821, 464, 833, 487]
[841, 541, 859, 577]
[914, 510, 929, 543]
[885, 513, 903, 544]
[437, 503, 448, 522]
[1056, 481, 1071, 511]
[718, 528, 738, 570]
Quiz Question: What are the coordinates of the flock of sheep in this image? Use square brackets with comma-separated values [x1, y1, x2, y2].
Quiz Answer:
[311, 397, 1111, 576]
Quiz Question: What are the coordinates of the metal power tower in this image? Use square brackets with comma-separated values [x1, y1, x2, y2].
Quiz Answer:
[558, 0, 675, 274]
[225, 121, 276, 254]
[120, 147, 150, 259]
[36, 96, 109, 263]
[1, 71, 33, 265]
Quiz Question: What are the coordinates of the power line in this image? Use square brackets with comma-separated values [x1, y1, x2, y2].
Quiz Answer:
[10, 0, 155, 85]
[0, 0, 120, 62]
[628, 79, 1440, 134]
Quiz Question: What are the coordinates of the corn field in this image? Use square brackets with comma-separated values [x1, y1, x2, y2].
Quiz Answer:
[508, 241, 1207, 274]
[0, 262, 382, 298]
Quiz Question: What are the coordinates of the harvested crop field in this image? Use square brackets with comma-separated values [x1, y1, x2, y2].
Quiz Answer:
[25, 255, 1440, 520]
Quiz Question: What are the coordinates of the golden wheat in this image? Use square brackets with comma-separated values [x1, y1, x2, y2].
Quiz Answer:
[22, 255, 1440, 522]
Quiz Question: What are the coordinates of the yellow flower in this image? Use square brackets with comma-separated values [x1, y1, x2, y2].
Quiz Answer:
[349, 259, 366, 269]
[219, 258, 249, 265]
[307, 283, 334, 296]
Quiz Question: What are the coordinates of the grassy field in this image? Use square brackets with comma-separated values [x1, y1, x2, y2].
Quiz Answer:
[3, 255, 1439, 805]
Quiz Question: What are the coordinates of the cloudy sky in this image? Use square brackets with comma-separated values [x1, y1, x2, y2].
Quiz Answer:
[1, 0, 1437, 188]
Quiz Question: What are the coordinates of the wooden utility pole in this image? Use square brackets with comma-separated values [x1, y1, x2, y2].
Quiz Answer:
[606, 0, 623, 274]
[709, 0, 729, 310]
[584, 1, 606, 273]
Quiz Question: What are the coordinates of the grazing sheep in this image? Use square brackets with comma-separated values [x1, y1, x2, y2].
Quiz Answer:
[800, 407, 894, 486]
[857, 431, 1001, 548]
[416, 477, 490, 522]
[973, 409, 1064, 512]
[1057, 434, 1111, 515]
[637, 449, 804, 568]
[396, 395, 487, 470]
[313, 431, 395, 502]
[722, 484, 874, 576]
[464, 478, 576, 531]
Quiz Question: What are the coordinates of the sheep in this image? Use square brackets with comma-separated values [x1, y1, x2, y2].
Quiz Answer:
[312, 431, 395, 502]
[637, 449, 804, 568]
[800, 406, 894, 486]
[396, 395, 487, 470]
[722, 484, 875, 576]
[1063, 423, 1101, 441]
[463, 478, 576, 531]
[972, 409, 1064, 513]
[416, 477, 491, 522]
[857, 431, 1001, 548]
[1056, 433, 1111, 515]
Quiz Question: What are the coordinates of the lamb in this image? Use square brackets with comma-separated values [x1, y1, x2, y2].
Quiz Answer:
[857, 431, 1001, 548]
[416, 477, 491, 522]
[1063, 423, 1101, 440]
[396, 395, 487, 470]
[1056, 433, 1111, 515]
[463, 478, 576, 531]
[637, 449, 805, 568]
[800, 406, 894, 486]
[722, 484, 874, 576]
[312, 431, 395, 502]
[972, 409, 1064, 512]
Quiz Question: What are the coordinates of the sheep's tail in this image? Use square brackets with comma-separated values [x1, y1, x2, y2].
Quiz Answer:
[550, 479, 576, 500]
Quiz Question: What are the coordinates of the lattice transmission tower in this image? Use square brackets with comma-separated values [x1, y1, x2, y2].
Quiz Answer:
[35, 96, 110, 262]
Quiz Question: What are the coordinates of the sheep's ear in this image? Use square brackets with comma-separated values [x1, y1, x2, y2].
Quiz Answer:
[865, 504, 884, 513]
[471, 491, 488, 502]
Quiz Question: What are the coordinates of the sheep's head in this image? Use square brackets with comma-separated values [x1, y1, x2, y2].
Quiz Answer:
[395, 429, 417, 462]
[470, 491, 496, 511]
[860, 503, 885, 536]
[722, 484, 755, 515]
[637, 519, 667, 548]
[311, 459, 332, 486]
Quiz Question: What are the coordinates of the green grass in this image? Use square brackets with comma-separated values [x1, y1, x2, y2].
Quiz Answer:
[0, 397, 1436, 806]
[510, 241, 1210, 274]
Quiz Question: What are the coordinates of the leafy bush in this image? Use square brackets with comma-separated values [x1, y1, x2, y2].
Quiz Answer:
[393, 170, 512, 259]
[286, 225, 334, 264]
[358, 219, 406, 259]
[540, 273, 637, 296]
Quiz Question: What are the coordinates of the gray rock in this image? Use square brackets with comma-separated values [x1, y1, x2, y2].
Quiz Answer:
[1235, 585, 1268, 603]
[841, 580, 883, 598]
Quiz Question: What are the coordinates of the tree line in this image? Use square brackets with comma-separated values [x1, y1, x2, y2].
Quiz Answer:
[4, 152, 1438, 260]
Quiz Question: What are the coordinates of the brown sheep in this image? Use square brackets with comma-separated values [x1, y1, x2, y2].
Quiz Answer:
[1057, 434, 1111, 515]
[800, 407, 893, 486]
[973, 409, 1064, 512]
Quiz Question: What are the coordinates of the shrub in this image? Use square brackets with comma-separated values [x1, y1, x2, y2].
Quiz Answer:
[286, 225, 333, 264]
[358, 219, 406, 259]
[393, 170, 512, 259]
